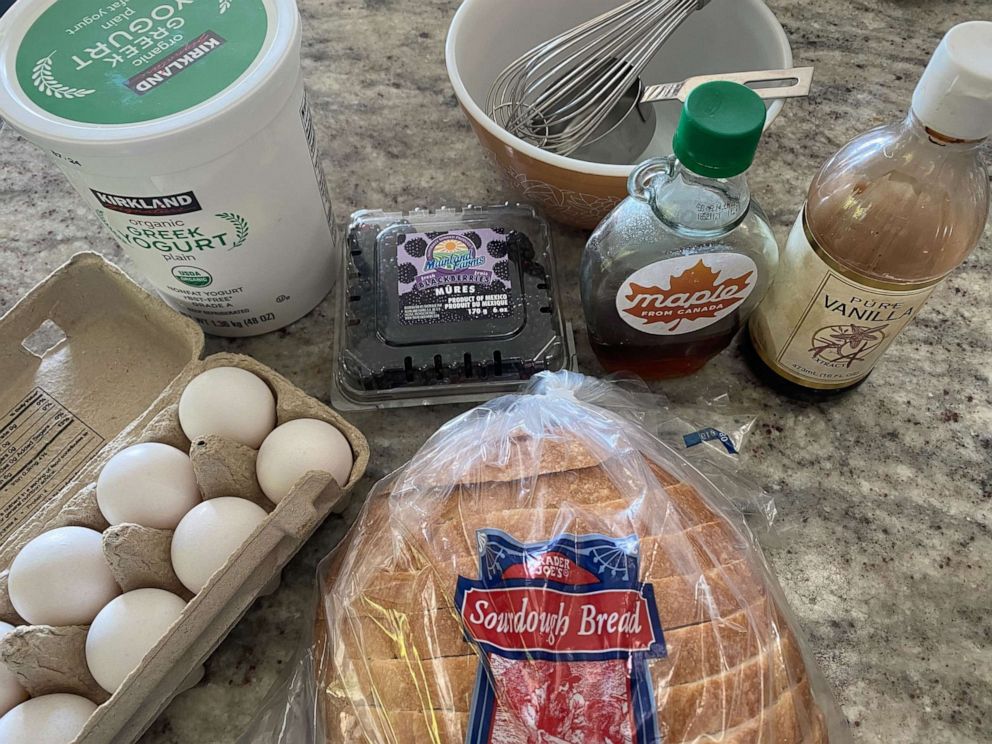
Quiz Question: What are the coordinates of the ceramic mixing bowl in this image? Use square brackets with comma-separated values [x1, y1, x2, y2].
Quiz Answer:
[446, 0, 793, 229]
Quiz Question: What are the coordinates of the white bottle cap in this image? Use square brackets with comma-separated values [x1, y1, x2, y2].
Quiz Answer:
[912, 21, 992, 141]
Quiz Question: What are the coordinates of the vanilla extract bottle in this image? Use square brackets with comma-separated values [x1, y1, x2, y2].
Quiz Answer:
[581, 82, 778, 379]
[747, 22, 992, 395]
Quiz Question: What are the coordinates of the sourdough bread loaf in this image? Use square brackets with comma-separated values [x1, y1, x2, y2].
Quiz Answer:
[319, 381, 831, 744]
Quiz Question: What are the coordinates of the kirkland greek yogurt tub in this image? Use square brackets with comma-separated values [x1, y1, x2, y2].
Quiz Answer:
[0, 0, 336, 337]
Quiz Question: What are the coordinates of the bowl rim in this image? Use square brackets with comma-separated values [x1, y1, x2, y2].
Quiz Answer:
[445, 0, 794, 178]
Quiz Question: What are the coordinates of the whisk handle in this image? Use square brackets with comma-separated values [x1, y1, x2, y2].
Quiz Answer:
[641, 67, 815, 104]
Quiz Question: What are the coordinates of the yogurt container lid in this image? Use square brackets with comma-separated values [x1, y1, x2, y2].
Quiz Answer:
[0, 0, 298, 146]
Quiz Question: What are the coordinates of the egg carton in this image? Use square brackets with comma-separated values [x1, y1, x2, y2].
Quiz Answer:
[0, 253, 370, 743]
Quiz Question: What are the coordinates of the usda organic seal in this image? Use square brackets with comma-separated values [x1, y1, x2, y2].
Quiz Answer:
[172, 266, 213, 288]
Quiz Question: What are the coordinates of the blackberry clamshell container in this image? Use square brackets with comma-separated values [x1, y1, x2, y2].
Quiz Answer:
[332, 204, 576, 409]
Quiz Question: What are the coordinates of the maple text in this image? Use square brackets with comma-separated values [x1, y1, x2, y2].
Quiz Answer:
[618, 258, 755, 330]
[627, 283, 748, 311]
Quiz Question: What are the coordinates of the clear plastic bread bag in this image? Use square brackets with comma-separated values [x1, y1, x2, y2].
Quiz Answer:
[241, 371, 851, 744]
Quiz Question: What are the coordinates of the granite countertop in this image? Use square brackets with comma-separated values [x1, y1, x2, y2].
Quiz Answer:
[1, 0, 990, 742]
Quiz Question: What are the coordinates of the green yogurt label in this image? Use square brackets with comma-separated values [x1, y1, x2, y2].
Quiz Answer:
[15, 0, 267, 124]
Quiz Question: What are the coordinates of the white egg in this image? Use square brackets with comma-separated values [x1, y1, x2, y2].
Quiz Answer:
[0, 622, 27, 717]
[171, 498, 268, 593]
[9, 527, 120, 626]
[85, 588, 186, 694]
[178, 367, 277, 449]
[256, 418, 353, 504]
[96, 442, 200, 530]
[0, 693, 97, 744]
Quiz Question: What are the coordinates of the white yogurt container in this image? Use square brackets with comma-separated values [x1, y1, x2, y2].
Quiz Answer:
[0, 0, 336, 337]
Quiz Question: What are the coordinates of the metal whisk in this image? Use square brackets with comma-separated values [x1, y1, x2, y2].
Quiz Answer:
[487, 0, 711, 156]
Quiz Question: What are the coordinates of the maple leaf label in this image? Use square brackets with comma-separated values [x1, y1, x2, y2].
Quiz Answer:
[615, 253, 758, 336]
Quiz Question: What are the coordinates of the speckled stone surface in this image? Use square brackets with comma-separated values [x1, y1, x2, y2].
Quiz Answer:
[0, 1, 990, 743]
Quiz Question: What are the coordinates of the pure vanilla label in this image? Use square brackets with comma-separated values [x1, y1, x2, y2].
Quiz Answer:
[14, 0, 267, 125]
[750, 211, 936, 388]
[615, 252, 757, 336]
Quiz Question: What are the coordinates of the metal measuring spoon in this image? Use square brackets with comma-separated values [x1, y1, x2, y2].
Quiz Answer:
[571, 67, 815, 165]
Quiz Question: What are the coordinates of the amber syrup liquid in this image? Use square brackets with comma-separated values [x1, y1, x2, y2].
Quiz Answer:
[589, 315, 742, 379]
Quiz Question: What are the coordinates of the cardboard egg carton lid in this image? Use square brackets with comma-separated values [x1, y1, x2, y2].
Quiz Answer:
[0, 253, 203, 563]
[0, 252, 370, 743]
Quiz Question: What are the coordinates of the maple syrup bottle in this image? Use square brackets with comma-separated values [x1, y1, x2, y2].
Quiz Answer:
[748, 23, 992, 396]
[581, 82, 778, 379]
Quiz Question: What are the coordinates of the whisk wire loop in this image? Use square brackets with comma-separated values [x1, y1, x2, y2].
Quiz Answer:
[488, 0, 707, 156]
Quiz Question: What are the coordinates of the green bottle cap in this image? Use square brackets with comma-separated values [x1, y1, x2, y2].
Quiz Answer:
[672, 81, 767, 179]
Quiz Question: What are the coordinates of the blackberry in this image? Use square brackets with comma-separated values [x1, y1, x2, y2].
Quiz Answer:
[404, 287, 436, 306]
[494, 261, 511, 281]
[463, 231, 483, 249]
[506, 231, 535, 262]
[396, 233, 406, 245]
[404, 237, 428, 258]
[397, 263, 418, 285]
[492, 226, 507, 234]
[425, 231, 446, 240]
[490, 279, 507, 292]
[487, 239, 509, 259]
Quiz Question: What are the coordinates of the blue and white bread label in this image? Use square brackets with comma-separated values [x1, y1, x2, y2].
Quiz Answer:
[455, 530, 666, 744]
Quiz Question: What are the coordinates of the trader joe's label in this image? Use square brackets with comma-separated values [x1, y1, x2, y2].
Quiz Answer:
[456, 531, 666, 743]
[396, 229, 513, 326]
[15, 0, 267, 124]
[750, 211, 935, 389]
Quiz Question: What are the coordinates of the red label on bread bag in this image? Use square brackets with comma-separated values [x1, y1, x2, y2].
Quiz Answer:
[455, 531, 666, 744]
[461, 586, 657, 654]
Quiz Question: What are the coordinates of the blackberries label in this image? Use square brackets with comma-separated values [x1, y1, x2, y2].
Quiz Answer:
[396, 229, 512, 326]
[456, 530, 666, 743]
